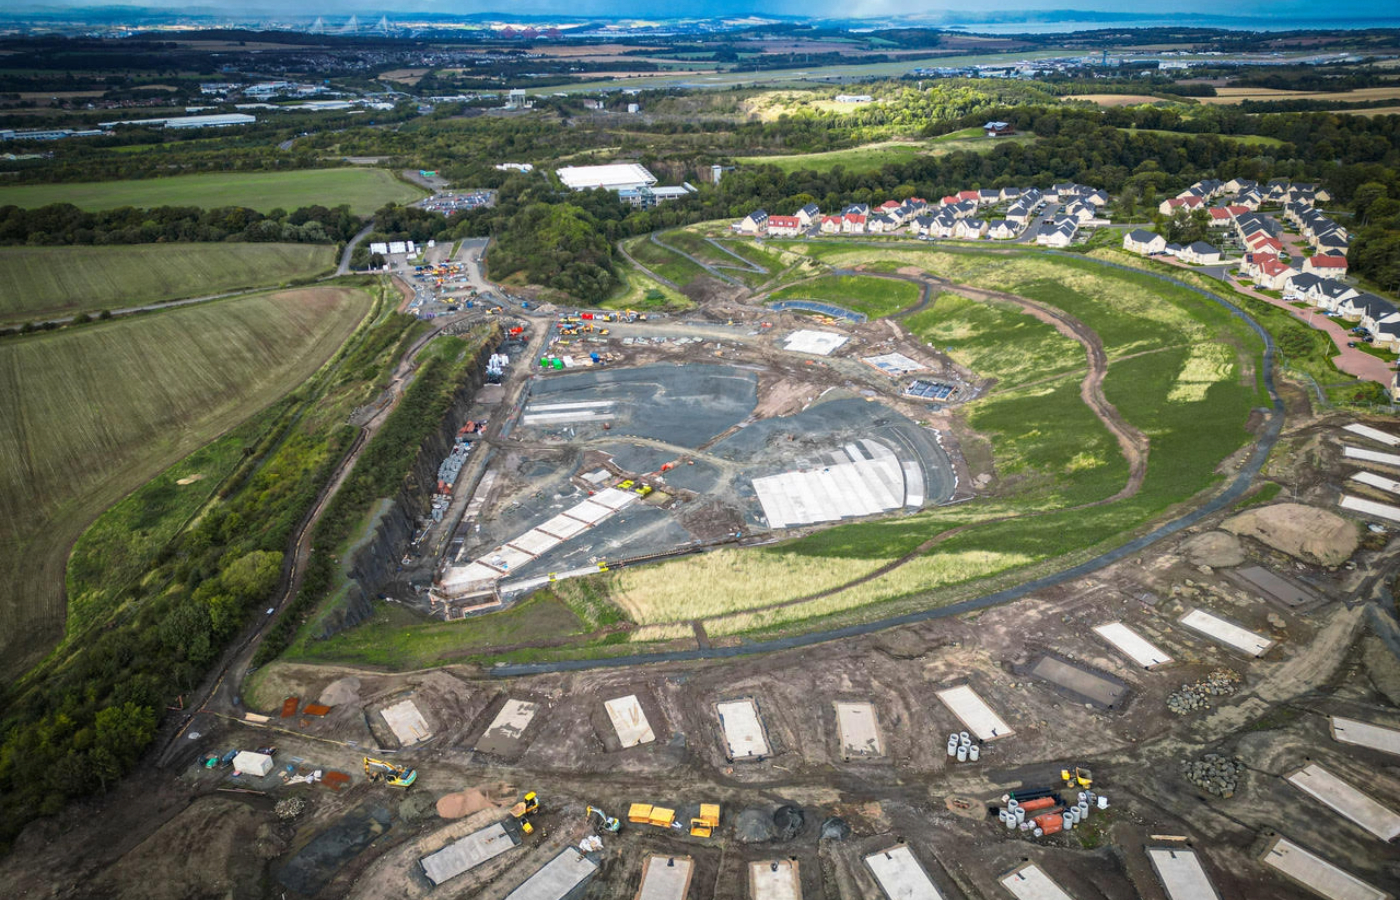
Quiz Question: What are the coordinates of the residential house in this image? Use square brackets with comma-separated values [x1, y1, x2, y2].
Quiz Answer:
[820, 215, 843, 234]
[737, 209, 768, 234]
[909, 214, 936, 237]
[1206, 207, 1235, 228]
[1036, 216, 1078, 248]
[1302, 253, 1349, 279]
[954, 218, 988, 240]
[1316, 232, 1350, 255]
[1245, 232, 1285, 256]
[1082, 188, 1110, 208]
[1063, 199, 1096, 222]
[1253, 257, 1299, 291]
[766, 215, 803, 237]
[984, 120, 1015, 136]
[1339, 294, 1400, 340]
[843, 203, 871, 217]
[956, 189, 980, 205]
[978, 188, 1002, 206]
[866, 214, 897, 234]
[877, 200, 903, 216]
[987, 219, 1017, 240]
[1164, 242, 1184, 257]
[795, 203, 820, 228]
[1236, 189, 1262, 210]
[1123, 229, 1166, 255]
[1314, 279, 1362, 311]
[1283, 272, 1326, 302]
[927, 209, 959, 238]
[1179, 241, 1222, 265]
[1159, 195, 1205, 216]
[841, 213, 867, 234]
[1005, 202, 1035, 227]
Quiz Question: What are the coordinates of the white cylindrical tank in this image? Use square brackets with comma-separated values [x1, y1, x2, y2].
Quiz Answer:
[1005, 816, 1017, 830]
[959, 731, 970, 745]
[968, 744, 980, 762]
[1064, 816, 1074, 831]
[1014, 808, 1025, 824]
[956, 745, 968, 762]
[1007, 798, 1018, 810]
[947, 741, 958, 757]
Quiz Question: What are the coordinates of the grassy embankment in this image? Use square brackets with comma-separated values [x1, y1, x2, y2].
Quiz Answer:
[734, 127, 1035, 175]
[769, 273, 922, 319]
[0, 168, 424, 214]
[0, 286, 375, 680]
[0, 242, 336, 324]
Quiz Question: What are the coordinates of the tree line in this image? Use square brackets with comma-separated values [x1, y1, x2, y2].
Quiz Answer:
[0, 202, 364, 246]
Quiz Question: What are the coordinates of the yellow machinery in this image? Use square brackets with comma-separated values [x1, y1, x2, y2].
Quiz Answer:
[511, 791, 540, 835]
[628, 803, 677, 829]
[690, 804, 720, 838]
[362, 757, 416, 788]
[1061, 766, 1093, 788]
[587, 805, 622, 833]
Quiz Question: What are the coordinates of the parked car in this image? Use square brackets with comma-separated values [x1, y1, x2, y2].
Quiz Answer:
[1347, 341, 1358, 348]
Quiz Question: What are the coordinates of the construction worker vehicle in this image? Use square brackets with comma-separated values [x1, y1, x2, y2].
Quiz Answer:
[587, 805, 622, 833]
[689, 804, 720, 838]
[634, 484, 653, 497]
[1061, 766, 1093, 788]
[363, 757, 417, 788]
[511, 791, 540, 834]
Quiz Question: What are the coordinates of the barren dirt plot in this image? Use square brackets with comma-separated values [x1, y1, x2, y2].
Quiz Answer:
[0, 242, 336, 324]
[477, 699, 540, 755]
[0, 286, 371, 677]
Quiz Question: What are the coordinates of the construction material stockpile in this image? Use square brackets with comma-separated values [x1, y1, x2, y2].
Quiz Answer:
[994, 787, 1109, 839]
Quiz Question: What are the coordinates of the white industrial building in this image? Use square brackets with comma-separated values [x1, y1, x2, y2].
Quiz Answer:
[556, 163, 657, 192]
[100, 113, 256, 130]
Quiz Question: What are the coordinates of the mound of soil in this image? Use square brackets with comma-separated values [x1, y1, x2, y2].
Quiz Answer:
[772, 805, 805, 841]
[734, 808, 776, 843]
[1222, 503, 1359, 566]
[319, 676, 361, 707]
[1181, 531, 1246, 568]
[436, 788, 501, 819]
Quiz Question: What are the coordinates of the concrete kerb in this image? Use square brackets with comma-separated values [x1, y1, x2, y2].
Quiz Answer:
[489, 249, 1285, 678]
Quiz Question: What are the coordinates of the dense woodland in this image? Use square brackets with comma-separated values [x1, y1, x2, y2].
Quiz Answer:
[0, 203, 363, 245]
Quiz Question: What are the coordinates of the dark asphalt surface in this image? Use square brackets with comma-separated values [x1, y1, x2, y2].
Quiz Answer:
[491, 249, 1285, 677]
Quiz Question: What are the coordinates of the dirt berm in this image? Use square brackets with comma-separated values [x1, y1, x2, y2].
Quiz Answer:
[1221, 502, 1359, 566]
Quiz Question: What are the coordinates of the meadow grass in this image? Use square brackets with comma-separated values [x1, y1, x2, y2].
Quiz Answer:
[0, 286, 373, 671]
[0, 242, 335, 323]
[624, 236, 709, 287]
[769, 274, 921, 318]
[906, 292, 1085, 389]
[0, 168, 423, 214]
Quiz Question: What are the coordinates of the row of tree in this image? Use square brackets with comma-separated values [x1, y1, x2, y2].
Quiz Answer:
[0, 202, 364, 246]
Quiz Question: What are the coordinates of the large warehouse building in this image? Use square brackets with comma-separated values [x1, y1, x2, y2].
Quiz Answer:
[555, 163, 657, 192]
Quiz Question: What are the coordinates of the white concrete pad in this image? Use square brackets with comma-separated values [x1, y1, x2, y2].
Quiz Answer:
[420, 822, 517, 885]
[1341, 494, 1400, 524]
[589, 487, 637, 510]
[1093, 622, 1173, 668]
[863, 352, 925, 376]
[753, 456, 907, 529]
[637, 855, 694, 900]
[508, 529, 564, 558]
[381, 698, 432, 746]
[482, 544, 535, 573]
[527, 400, 617, 412]
[935, 685, 1013, 741]
[783, 330, 848, 356]
[1344, 424, 1400, 447]
[538, 512, 590, 540]
[1287, 764, 1400, 841]
[1332, 717, 1400, 757]
[1262, 836, 1391, 900]
[1000, 863, 1075, 900]
[605, 695, 655, 748]
[1146, 847, 1221, 900]
[438, 561, 502, 590]
[563, 499, 615, 525]
[522, 410, 615, 425]
[716, 698, 771, 761]
[1178, 609, 1274, 657]
[1351, 471, 1400, 496]
[482, 700, 538, 742]
[504, 847, 597, 900]
[865, 845, 943, 899]
[901, 461, 925, 508]
[1343, 446, 1400, 467]
[749, 860, 802, 900]
[835, 702, 885, 758]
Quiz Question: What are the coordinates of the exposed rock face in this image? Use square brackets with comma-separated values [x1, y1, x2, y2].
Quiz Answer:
[1221, 502, 1359, 566]
[1181, 531, 1246, 568]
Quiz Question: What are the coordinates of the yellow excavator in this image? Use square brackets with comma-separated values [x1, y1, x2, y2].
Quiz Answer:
[363, 757, 417, 788]
[587, 805, 622, 833]
[511, 791, 540, 835]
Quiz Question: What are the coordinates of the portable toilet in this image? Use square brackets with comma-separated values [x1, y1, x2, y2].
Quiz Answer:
[552, 358, 564, 370]
[232, 751, 274, 777]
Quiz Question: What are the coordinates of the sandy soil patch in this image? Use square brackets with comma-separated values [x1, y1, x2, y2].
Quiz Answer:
[1063, 93, 1165, 106]
[1198, 86, 1400, 104]
[1181, 531, 1246, 568]
[1222, 502, 1359, 566]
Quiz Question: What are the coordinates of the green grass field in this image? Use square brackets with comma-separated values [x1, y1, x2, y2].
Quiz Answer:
[0, 168, 424, 214]
[735, 132, 1032, 175]
[625, 236, 709, 287]
[0, 285, 373, 676]
[769, 274, 921, 318]
[0, 242, 336, 324]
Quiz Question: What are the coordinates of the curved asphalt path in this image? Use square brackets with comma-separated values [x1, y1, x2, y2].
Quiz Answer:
[492, 250, 1285, 676]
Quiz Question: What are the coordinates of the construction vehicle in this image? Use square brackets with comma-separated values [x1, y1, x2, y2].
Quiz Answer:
[689, 804, 720, 838]
[511, 791, 540, 834]
[363, 757, 417, 788]
[628, 803, 680, 830]
[1061, 766, 1093, 789]
[587, 805, 622, 833]
[634, 484, 653, 497]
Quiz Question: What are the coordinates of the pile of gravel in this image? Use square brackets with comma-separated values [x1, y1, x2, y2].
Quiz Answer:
[1166, 670, 1240, 715]
[1182, 753, 1243, 798]
[274, 797, 307, 821]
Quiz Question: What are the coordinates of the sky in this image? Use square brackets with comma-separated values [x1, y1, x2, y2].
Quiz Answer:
[18, 1, 1396, 19]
